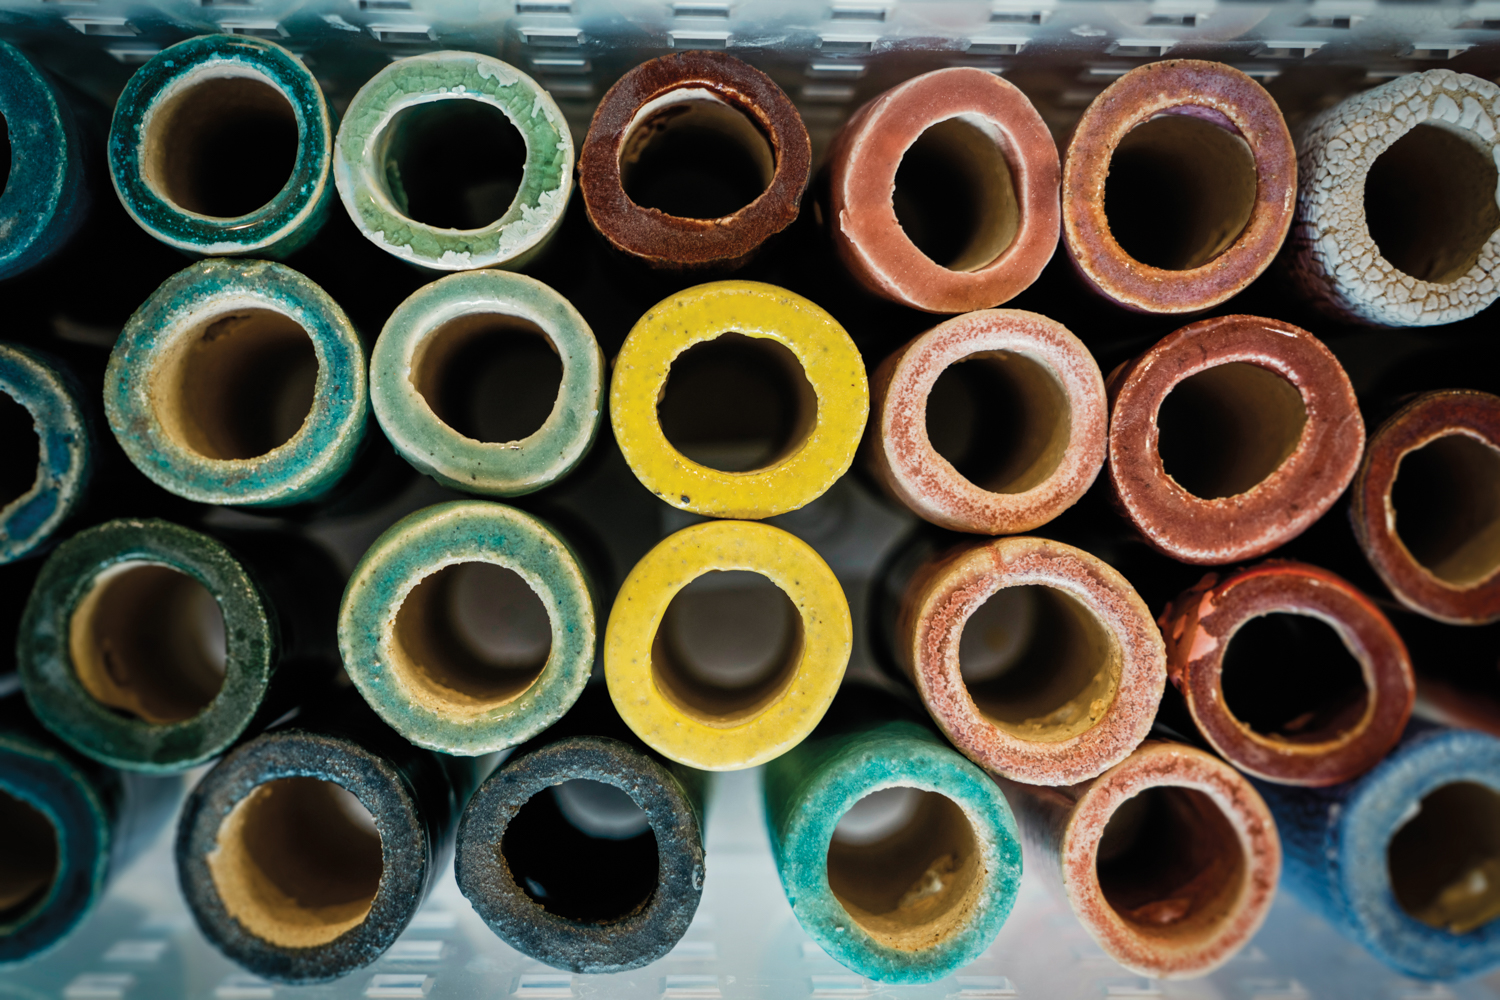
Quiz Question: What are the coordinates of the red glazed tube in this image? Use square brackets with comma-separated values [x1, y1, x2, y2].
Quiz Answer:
[1062, 60, 1295, 314]
[578, 51, 811, 271]
[1159, 561, 1416, 786]
[1107, 314, 1364, 565]
[866, 309, 1107, 534]
[824, 67, 1059, 313]
[895, 535, 1166, 786]
[1350, 390, 1500, 624]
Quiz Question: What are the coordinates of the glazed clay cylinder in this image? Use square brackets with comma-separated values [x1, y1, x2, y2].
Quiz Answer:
[1, 343, 93, 565]
[826, 67, 1059, 313]
[1062, 61, 1295, 313]
[1107, 314, 1364, 565]
[579, 51, 811, 271]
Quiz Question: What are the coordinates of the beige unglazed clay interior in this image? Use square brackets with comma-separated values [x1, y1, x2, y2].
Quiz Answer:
[1, 387, 39, 510]
[408, 312, 563, 445]
[69, 560, 227, 725]
[893, 114, 1020, 272]
[1390, 433, 1500, 587]
[0, 787, 60, 923]
[1388, 781, 1500, 934]
[207, 777, 384, 948]
[619, 87, 776, 219]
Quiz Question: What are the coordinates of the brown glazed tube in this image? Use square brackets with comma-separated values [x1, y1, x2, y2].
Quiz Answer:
[825, 67, 1060, 314]
[1062, 61, 1295, 314]
[1160, 561, 1415, 786]
[578, 51, 811, 271]
[1350, 390, 1500, 624]
[1001, 741, 1280, 978]
[895, 535, 1166, 786]
[1107, 314, 1364, 565]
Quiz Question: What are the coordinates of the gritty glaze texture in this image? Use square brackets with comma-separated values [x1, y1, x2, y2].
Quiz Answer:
[334, 51, 572, 271]
[1161, 560, 1415, 786]
[1289, 71, 1500, 326]
[866, 310, 1106, 534]
[579, 51, 811, 271]
[1107, 314, 1364, 565]
[0, 345, 93, 564]
[370, 271, 604, 496]
[108, 35, 334, 258]
[1063, 60, 1295, 313]
[827, 67, 1059, 313]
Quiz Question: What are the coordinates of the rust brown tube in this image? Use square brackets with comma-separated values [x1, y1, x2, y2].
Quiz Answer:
[895, 535, 1166, 786]
[1062, 61, 1295, 314]
[1160, 560, 1415, 786]
[1001, 740, 1280, 978]
[1107, 314, 1364, 565]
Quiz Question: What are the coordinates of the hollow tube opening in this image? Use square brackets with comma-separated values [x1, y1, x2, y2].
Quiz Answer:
[409, 313, 563, 444]
[1391, 433, 1500, 587]
[1156, 362, 1308, 500]
[893, 114, 1020, 272]
[1364, 122, 1500, 285]
[0, 387, 39, 508]
[1103, 113, 1258, 271]
[1, 111, 11, 197]
[0, 787, 60, 924]
[68, 561, 227, 725]
[1389, 781, 1500, 934]
[208, 777, 383, 949]
[619, 87, 775, 220]
[925, 350, 1071, 494]
[379, 98, 527, 231]
[657, 332, 818, 473]
[1219, 612, 1370, 743]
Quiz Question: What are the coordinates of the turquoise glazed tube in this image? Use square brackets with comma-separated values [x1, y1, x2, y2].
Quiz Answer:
[763, 687, 1022, 983]
[0, 344, 92, 564]
[107, 34, 334, 258]
[0, 41, 90, 281]
[104, 259, 368, 507]
[176, 690, 476, 983]
[370, 271, 604, 496]
[1256, 723, 1500, 980]
[339, 500, 596, 756]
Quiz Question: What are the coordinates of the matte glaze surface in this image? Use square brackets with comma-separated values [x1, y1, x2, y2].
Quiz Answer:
[0, 345, 92, 564]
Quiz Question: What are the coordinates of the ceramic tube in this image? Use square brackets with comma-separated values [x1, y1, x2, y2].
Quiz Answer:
[865, 309, 1106, 534]
[107, 35, 334, 258]
[579, 51, 811, 271]
[1107, 314, 1364, 565]
[1289, 70, 1500, 327]
[0, 344, 92, 564]
[894, 535, 1166, 786]
[1002, 740, 1280, 978]
[1062, 61, 1295, 314]
[1160, 561, 1415, 786]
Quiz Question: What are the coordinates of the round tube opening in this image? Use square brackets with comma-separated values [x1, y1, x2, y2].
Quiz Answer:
[1219, 612, 1370, 743]
[68, 561, 227, 725]
[1, 387, 39, 508]
[409, 314, 562, 444]
[893, 114, 1020, 272]
[619, 88, 775, 220]
[1388, 781, 1500, 934]
[379, 99, 527, 231]
[1391, 433, 1500, 587]
[0, 787, 60, 924]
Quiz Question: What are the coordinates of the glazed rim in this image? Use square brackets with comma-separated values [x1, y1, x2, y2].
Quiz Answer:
[0, 344, 92, 563]
[871, 309, 1106, 534]
[0, 41, 71, 272]
[1063, 61, 1294, 312]
[1107, 315, 1363, 565]
[1352, 390, 1500, 624]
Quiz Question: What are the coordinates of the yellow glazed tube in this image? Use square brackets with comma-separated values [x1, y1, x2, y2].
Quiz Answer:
[610, 280, 869, 519]
[605, 519, 851, 770]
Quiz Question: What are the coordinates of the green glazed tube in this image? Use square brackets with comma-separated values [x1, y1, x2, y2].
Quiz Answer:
[1, 344, 92, 564]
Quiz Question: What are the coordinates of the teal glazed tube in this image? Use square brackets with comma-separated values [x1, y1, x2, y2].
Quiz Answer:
[1256, 723, 1500, 980]
[176, 691, 476, 983]
[763, 686, 1022, 983]
[104, 259, 368, 507]
[107, 35, 334, 258]
[338, 500, 596, 756]
[0, 40, 90, 281]
[1, 344, 92, 564]
[17, 518, 341, 772]
[370, 271, 604, 496]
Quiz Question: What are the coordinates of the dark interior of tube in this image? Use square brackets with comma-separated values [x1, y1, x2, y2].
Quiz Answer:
[1, 111, 11, 198]
[1389, 781, 1500, 934]
[381, 99, 526, 230]
[1, 388, 39, 508]
[1365, 122, 1500, 284]
[893, 114, 1020, 271]
[1096, 786, 1247, 939]
[410, 313, 563, 444]
[502, 778, 658, 923]
[619, 90, 774, 219]
[1103, 112, 1258, 271]
[69, 562, 227, 725]
[0, 788, 60, 923]
[1391, 433, 1500, 587]
[925, 350, 1071, 494]
[658, 332, 817, 473]
[1156, 362, 1308, 500]
[1219, 612, 1370, 743]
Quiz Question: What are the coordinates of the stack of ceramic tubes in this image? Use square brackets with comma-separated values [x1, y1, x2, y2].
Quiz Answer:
[6, 27, 1500, 992]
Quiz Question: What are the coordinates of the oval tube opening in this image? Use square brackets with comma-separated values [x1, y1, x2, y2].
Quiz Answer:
[893, 114, 1020, 272]
[409, 313, 563, 445]
[380, 99, 527, 231]
[0, 787, 60, 924]
[1, 388, 39, 508]
[1219, 612, 1370, 743]
[619, 88, 775, 220]
[68, 561, 227, 725]
[1103, 113, 1258, 271]
[1156, 362, 1308, 500]
[1389, 781, 1500, 934]
[1390, 434, 1500, 587]
[208, 777, 383, 949]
